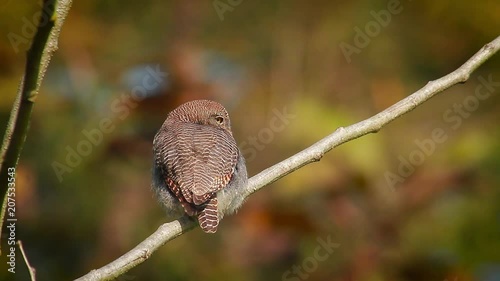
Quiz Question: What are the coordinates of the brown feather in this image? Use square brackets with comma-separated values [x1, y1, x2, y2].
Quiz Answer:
[153, 100, 239, 233]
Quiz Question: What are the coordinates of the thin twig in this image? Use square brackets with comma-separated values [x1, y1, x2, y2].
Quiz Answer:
[18, 240, 37, 281]
[75, 35, 500, 281]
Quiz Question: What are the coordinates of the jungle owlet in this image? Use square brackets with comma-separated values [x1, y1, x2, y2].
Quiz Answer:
[152, 100, 248, 233]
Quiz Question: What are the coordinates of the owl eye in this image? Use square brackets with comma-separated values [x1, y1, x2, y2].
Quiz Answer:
[215, 116, 224, 124]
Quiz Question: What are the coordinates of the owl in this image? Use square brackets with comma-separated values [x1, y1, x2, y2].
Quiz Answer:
[152, 100, 247, 233]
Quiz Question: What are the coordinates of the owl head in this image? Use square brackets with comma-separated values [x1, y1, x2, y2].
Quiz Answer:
[166, 100, 232, 132]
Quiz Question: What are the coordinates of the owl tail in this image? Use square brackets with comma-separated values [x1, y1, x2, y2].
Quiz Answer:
[198, 197, 219, 233]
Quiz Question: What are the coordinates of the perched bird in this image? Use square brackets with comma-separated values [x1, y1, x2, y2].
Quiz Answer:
[152, 100, 248, 233]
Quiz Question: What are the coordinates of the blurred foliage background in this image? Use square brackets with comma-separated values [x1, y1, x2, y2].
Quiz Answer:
[1, 0, 500, 280]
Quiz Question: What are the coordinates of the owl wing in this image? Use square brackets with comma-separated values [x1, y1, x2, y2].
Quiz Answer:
[153, 121, 239, 232]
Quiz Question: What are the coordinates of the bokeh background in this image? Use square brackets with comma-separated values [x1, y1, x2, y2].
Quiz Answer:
[1, 0, 500, 280]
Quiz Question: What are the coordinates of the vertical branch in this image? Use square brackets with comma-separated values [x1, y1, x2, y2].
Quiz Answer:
[0, 0, 73, 252]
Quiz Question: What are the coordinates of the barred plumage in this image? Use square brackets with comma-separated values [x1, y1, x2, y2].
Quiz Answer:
[152, 100, 247, 233]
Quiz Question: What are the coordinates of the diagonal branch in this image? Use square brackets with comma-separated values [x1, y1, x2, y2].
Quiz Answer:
[18, 240, 37, 281]
[75, 35, 500, 281]
[245, 36, 500, 196]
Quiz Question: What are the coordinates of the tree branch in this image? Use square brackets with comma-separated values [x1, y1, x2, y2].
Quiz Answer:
[18, 240, 37, 281]
[0, 0, 73, 252]
[76, 35, 500, 281]
[245, 36, 500, 196]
